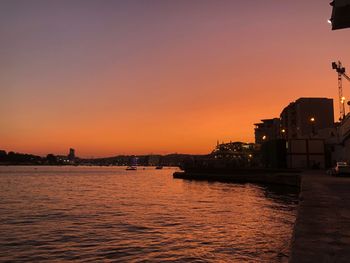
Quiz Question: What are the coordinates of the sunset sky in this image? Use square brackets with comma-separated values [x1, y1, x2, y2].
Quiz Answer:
[1, 0, 350, 157]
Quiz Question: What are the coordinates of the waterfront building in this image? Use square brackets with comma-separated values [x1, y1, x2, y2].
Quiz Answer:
[56, 155, 69, 164]
[254, 118, 281, 144]
[280, 98, 334, 140]
[287, 139, 326, 169]
[260, 139, 287, 168]
[254, 98, 335, 169]
[68, 148, 75, 162]
[212, 141, 255, 161]
[329, 114, 350, 165]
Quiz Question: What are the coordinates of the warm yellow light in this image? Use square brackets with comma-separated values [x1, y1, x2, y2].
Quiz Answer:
[310, 117, 315, 122]
[248, 154, 253, 158]
[341, 96, 346, 103]
[262, 135, 267, 140]
[281, 129, 286, 133]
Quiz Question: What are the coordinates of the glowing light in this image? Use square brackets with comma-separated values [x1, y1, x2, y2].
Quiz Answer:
[310, 117, 315, 122]
[341, 96, 346, 103]
[281, 129, 286, 133]
[262, 135, 267, 140]
[328, 19, 332, 24]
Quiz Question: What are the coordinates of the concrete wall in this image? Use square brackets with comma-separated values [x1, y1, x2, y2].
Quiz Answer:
[287, 139, 325, 169]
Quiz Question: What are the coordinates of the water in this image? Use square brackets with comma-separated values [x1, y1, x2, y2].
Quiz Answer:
[0, 166, 298, 262]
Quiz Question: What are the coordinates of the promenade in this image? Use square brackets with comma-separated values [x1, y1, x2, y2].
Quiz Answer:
[290, 171, 350, 262]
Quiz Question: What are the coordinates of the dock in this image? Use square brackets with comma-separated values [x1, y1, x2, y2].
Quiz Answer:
[173, 169, 301, 187]
[290, 171, 350, 262]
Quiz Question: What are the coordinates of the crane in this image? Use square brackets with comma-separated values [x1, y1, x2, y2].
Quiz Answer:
[332, 61, 350, 120]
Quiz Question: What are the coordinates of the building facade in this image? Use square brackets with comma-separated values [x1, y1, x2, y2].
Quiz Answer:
[68, 148, 76, 162]
[254, 118, 281, 144]
[287, 139, 326, 169]
[254, 97, 335, 169]
[330, 114, 350, 165]
[280, 98, 334, 140]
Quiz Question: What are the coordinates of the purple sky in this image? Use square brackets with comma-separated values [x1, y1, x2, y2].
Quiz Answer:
[1, 0, 350, 156]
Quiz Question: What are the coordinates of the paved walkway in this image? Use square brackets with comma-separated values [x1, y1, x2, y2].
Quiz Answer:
[290, 171, 350, 262]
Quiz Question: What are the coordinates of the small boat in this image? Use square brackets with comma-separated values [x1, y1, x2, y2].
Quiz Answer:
[126, 156, 138, 171]
[155, 166, 163, 170]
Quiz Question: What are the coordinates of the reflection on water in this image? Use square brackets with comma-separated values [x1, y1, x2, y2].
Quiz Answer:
[0, 166, 298, 262]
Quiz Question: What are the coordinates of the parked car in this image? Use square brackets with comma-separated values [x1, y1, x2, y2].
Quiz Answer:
[334, 162, 350, 176]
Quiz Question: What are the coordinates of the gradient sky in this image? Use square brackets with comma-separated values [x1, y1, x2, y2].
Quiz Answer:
[1, 0, 350, 157]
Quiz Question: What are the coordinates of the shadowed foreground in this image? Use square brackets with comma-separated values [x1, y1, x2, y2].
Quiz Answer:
[290, 171, 350, 262]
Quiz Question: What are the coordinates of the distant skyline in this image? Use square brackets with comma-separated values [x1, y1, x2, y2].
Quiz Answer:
[1, 0, 350, 157]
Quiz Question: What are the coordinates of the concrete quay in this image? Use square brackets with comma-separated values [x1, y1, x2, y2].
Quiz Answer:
[173, 170, 301, 187]
[290, 171, 350, 262]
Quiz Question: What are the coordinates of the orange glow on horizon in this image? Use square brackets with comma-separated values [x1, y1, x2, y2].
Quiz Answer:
[1, 1, 349, 157]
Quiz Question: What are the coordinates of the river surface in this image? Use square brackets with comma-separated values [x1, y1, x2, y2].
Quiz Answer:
[0, 166, 298, 262]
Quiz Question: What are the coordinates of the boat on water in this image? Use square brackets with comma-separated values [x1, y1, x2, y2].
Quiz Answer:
[155, 166, 163, 169]
[126, 156, 138, 171]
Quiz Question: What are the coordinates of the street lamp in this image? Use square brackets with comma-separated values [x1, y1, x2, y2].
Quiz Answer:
[310, 117, 316, 136]
[280, 128, 286, 139]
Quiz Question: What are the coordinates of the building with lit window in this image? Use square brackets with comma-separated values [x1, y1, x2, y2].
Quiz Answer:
[280, 98, 334, 140]
[254, 118, 281, 144]
[254, 98, 335, 169]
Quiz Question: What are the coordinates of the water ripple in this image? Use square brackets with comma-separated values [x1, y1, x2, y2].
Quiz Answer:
[0, 166, 298, 262]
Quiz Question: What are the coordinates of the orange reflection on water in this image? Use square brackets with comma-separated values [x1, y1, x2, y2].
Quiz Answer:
[0, 166, 297, 262]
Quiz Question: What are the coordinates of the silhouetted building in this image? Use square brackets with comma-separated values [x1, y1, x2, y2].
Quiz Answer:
[212, 141, 254, 159]
[330, 114, 350, 165]
[68, 148, 75, 161]
[280, 98, 334, 140]
[287, 139, 326, 169]
[209, 142, 257, 167]
[253, 98, 335, 169]
[330, 0, 350, 30]
[260, 139, 287, 168]
[254, 118, 281, 144]
[46, 154, 58, 165]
